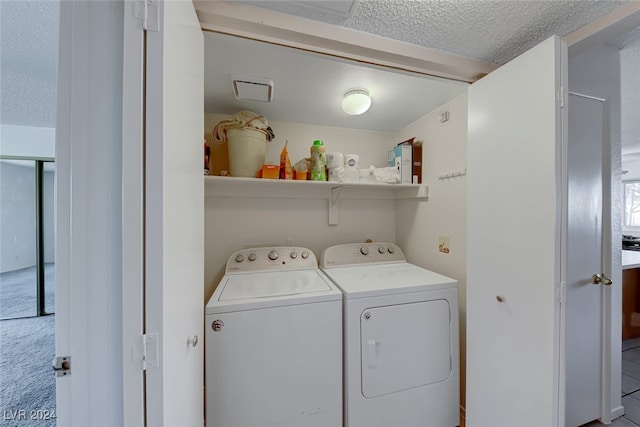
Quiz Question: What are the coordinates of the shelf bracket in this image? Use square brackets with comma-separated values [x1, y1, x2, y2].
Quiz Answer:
[329, 186, 343, 225]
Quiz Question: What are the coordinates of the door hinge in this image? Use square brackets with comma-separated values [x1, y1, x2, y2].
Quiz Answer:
[556, 282, 567, 304]
[134, 0, 160, 32]
[558, 86, 566, 108]
[52, 356, 71, 377]
[138, 333, 159, 371]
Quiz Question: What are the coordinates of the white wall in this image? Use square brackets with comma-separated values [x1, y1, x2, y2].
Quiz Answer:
[204, 114, 401, 299]
[568, 42, 623, 419]
[621, 42, 640, 157]
[0, 161, 55, 273]
[621, 42, 640, 232]
[623, 155, 640, 181]
[1, 161, 36, 272]
[0, 124, 55, 159]
[0, 109, 56, 276]
[620, 45, 640, 181]
[395, 92, 468, 414]
[205, 113, 395, 172]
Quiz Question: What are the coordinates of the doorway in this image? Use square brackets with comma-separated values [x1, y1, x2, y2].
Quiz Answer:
[0, 159, 55, 319]
[0, 0, 60, 423]
[0, 158, 56, 424]
[566, 15, 640, 426]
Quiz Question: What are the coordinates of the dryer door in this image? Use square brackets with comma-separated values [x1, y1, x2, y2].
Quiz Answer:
[360, 299, 452, 398]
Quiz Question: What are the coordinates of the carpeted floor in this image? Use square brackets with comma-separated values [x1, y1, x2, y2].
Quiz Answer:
[0, 265, 56, 426]
[0, 265, 55, 319]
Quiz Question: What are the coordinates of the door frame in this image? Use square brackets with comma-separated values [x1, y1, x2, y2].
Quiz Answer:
[193, 1, 496, 83]
[192, 1, 636, 423]
[565, 91, 611, 424]
[564, 4, 638, 420]
[55, 1, 127, 425]
[122, 1, 146, 425]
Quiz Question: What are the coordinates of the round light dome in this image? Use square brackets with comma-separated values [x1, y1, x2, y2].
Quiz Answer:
[341, 89, 371, 115]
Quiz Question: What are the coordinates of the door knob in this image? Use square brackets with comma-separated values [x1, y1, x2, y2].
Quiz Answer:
[592, 273, 613, 286]
[187, 335, 199, 347]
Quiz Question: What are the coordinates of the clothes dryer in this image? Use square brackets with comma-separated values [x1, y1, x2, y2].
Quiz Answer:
[206, 247, 342, 427]
[320, 242, 459, 427]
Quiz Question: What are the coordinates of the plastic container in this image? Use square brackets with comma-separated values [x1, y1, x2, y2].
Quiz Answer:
[227, 128, 267, 177]
[326, 152, 344, 169]
[310, 140, 327, 181]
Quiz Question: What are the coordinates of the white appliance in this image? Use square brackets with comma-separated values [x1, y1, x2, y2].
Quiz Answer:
[320, 242, 460, 427]
[205, 247, 343, 427]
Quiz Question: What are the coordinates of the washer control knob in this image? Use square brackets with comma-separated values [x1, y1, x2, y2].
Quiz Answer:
[248, 253, 256, 262]
[378, 246, 385, 254]
[387, 246, 395, 254]
[235, 254, 244, 263]
[211, 320, 224, 332]
[290, 251, 298, 259]
[360, 246, 369, 255]
[301, 251, 309, 259]
[268, 250, 279, 261]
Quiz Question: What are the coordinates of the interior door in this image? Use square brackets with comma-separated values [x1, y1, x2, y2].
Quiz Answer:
[144, 0, 205, 426]
[55, 2, 128, 425]
[565, 93, 605, 426]
[466, 36, 567, 427]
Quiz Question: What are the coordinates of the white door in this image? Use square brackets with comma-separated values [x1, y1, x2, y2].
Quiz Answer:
[144, 0, 205, 426]
[466, 36, 567, 427]
[55, 2, 129, 425]
[565, 93, 606, 426]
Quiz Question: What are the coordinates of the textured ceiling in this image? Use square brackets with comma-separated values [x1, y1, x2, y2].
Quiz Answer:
[1, 0, 639, 152]
[237, 0, 628, 65]
[208, 0, 640, 137]
[0, 1, 59, 128]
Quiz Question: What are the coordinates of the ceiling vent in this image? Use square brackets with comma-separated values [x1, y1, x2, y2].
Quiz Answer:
[231, 76, 274, 102]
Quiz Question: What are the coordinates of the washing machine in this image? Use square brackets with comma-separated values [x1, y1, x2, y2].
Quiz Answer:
[320, 242, 460, 427]
[205, 246, 342, 427]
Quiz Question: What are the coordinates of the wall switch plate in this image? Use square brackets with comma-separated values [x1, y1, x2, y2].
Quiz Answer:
[439, 235, 450, 254]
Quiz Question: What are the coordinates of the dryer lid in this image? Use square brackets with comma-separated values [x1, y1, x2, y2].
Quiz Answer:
[321, 262, 456, 299]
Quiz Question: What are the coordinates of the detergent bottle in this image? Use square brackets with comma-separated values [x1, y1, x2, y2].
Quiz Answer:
[310, 140, 327, 181]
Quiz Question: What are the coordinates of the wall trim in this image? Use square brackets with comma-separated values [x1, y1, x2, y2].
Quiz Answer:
[564, 2, 640, 57]
[193, 1, 497, 84]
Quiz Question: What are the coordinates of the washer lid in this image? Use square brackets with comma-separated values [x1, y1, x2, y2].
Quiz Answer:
[220, 270, 331, 300]
[321, 262, 457, 299]
[207, 269, 341, 314]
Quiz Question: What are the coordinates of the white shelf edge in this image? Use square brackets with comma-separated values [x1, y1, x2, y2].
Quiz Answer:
[204, 175, 427, 225]
[204, 175, 428, 200]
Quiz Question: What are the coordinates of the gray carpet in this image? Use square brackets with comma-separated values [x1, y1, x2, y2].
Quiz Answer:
[0, 265, 55, 319]
[0, 265, 56, 427]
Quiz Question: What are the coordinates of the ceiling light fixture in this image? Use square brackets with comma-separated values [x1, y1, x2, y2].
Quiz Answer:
[341, 88, 371, 115]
